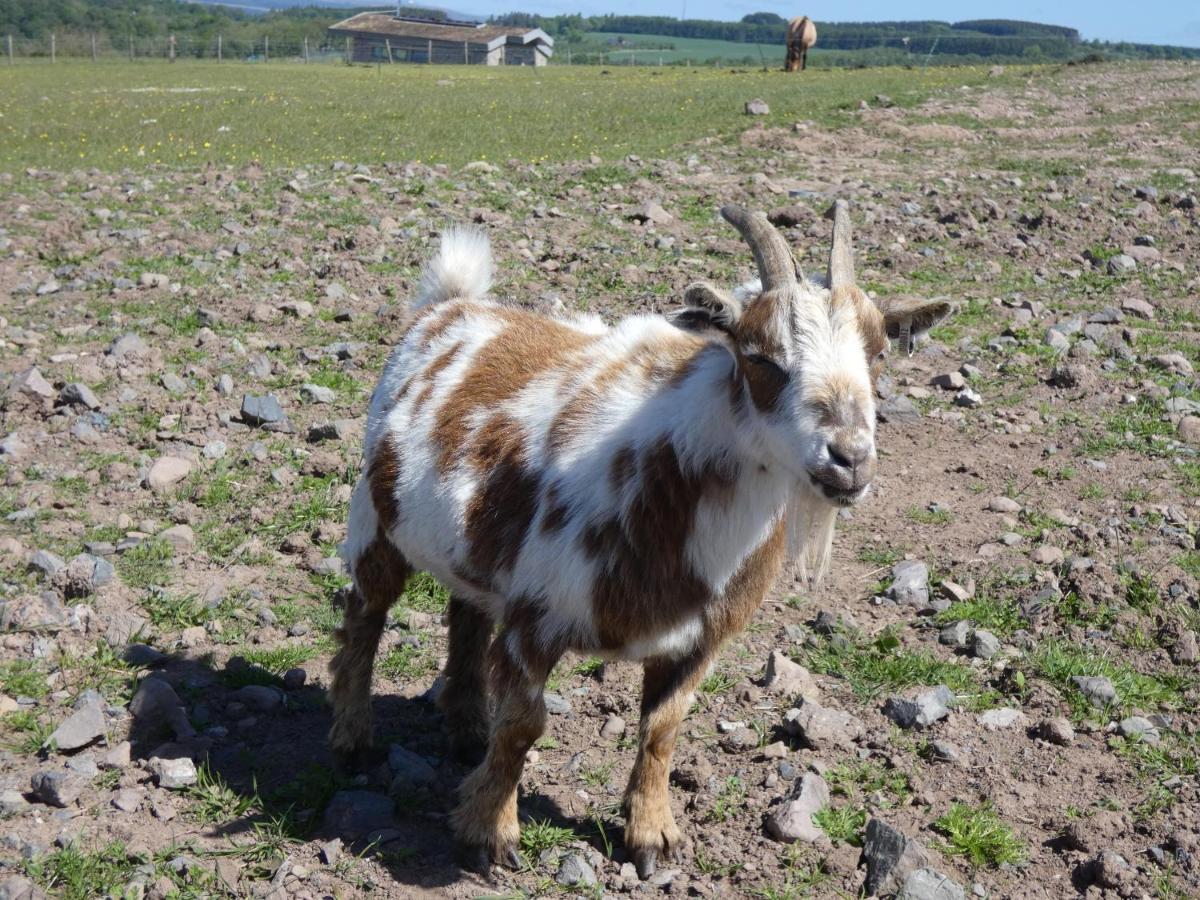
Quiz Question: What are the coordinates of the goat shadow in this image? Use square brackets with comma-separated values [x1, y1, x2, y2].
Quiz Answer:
[122, 649, 611, 893]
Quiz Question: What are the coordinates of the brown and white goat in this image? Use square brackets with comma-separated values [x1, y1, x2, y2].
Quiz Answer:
[329, 204, 951, 877]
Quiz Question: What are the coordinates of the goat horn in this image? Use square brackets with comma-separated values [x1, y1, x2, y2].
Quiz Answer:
[827, 199, 855, 288]
[720, 205, 797, 293]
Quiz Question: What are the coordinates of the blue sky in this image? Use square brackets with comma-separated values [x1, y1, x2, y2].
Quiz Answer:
[449, 0, 1200, 47]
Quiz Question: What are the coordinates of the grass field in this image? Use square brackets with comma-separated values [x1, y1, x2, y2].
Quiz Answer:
[0, 60, 1011, 170]
[583, 31, 786, 66]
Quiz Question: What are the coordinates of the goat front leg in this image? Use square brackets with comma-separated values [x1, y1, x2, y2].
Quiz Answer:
[624, 650, 710, 879]
[450, 626, 559, 873]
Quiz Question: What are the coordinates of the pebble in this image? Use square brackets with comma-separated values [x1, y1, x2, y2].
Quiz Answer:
[149, 756, 198, 789]
[1038, 717, 1075, 745]
[978, 708, 1026, 730]
[600, 715, 626, 740]
[1072, 675, 1118, 708]
[1118, 716, 1160, 745]
[47, 696, 106, 752]
[888, 559, 929, 607]
[147, 456, 193, 492]
[971, 630, 1001, 659]
[883, 686, 954, 729]
[555, 851, 598, 887]
[765, 772, 829, 843]
[783, 698, 865, 750]
[30, 770, 85, 807]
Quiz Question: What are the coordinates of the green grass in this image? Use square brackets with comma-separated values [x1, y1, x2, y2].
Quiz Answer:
[0, 659, 49, 698]
[804, 631, 979, 701]
[238, 645, 316, 675]
[23, 842, 141, 900]
[906, 506, 952, 526]
[813, 804, 867, 846]
[400, 571, 450, 614]
[1032, 639, 1186, 717]
[378, 644, 436, 681]
[519, 819, 576, 861]
[117, 538, 174, 589]
[0, 61, 1007, 170]
[933, 803, 1026, 867]
[824, 759, 912, 807]
[706, 775, 747, 823]
[186, 762, 257, 825]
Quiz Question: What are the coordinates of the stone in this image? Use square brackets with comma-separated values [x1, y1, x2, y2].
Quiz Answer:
[556, 851, 598, 887]
[139, 272, 170, 289]
[600, 715, 626, 740]
[883, 686, 954, 729]
[765, 773, 829, 843]
[234, 684, 283, 713]
[1091, 850, 1133, 891]
[240, 394, 289, 430]
[160, 373, 187, 394]
[388, 745, 437, 790]
[48, 697, 106, 751]
[322, 790, 396, 842]
[543, 692, 571, 715]
[30, 770, 85, 807]
[1118, 716, 1160, 745]
[888, 560, 929, 607]
[112, 788, 142, 812]
[158, 524, 194, 551]
[971, 629, 1001, 659]
[123, 643, 166, 667]
[863, 819, 934, 897]
[1, 593, 68, 632]
[745, 98, 770, 116]
[1030, 545, 1064, 566]
[1106, 254, 1136, 275]
[940, 580, 972, 603]
[129, 677, 195, 741]
[1072, 675, 1118, 708]
[630, 200, 672, 225]
[1038, 717, 1075, 745]
[59, 383, 100, 410]
[109, 333, 150, 359]
[763, 650, 819, 700]
[147, 456, 193, 492]
[1178, 416, 1200, 445]
[1120, 297, 1155, 319]
[896, 868, 966, 900]
[782, 698, 864, 751]
[954, 388, 982, 408]
[1044, 328, 1070, 353]
[300, 383, 336, 404]
[978, 708, 1026, 730]
[53, 553, 114, 598]
[939, 621, 971, 649]
[931, 372, 965, 390]
[283, 668, 307, 691]
[8, 367, 54, 401]
[149, 756, 197, 789]
[102, 741, 132, 769]
[987, 496, 1021, 514]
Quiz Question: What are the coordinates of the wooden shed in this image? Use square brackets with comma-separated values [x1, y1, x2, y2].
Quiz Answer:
[328, 13, 554, 66]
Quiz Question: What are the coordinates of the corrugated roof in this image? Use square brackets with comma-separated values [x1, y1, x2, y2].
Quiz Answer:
[328, 12, 552, 48]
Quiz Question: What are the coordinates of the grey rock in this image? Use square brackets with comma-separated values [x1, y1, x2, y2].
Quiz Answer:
[1038, 717, 1075, 745]
[971, 629, 1001, 659]
[1118, 716, 1160, 745]
[1071, 675, 1118, 708]
[938, 621, 971, 649]
[897, 868, 966, 900]
[322, 790, 396, 842]
[600, 715, 626, 740]
[388, 745, 437, 789]
[864, 819, 934, 897]
[1, 593, 68, 632]
[765, 772, 829, 843]
[543, 692, 572, 715]
[240, 394, 288, 428]
[233, 684, 283, 713]
[1044, 328, 1070, 353]
[149, 756, 197, 789]
[782, 698, 864, 750]
[215, 374, 234, 396]
[52, 554, 114, 598]
[931, 372, 965, 390]
[300, 383, 336, 404]
[0, 789, 28, 818]
[978, 708, 1026, 730]
[987, 496, 1021, 514]
[928, 740, 962, 763]
[555, 851, 598, 887]
[30, 771, 85, 807]
[29, 550, 67, 577]
[763, 650, 819, 699]
[8, 367, 54, 401]
[108, 333, 150, 359]
[954, 388, 982, 408]
[112, 788, 142, 812]
[883, 686, 954, 729]
[59, 383, 100, 410]
[888, 560, 929, 607]
[745, 98, 770, 116]
[48, 697, 106, 751]
[160, 373, 188, 394]
[123, 643, 166, 666]
[1106, 254, 1136, 275]
[283, 668, 307, 691]
[129, 677, 195, 740]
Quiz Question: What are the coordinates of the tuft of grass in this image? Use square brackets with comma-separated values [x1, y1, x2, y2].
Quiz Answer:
[0, 660, 49, 698]
[804, 630, 978, 700]
[856, 546, 905, 567]
[239, 645, 317, 676]
[519, 819, 575, 861]
[572, 657, 604, 677]
[379, 644, 436, 681]
[23, 842, 140, 900]
[906, 506, 952, 526]
[3, 710, 54, 754]
[813, 804, 867, 846]
[824, 759, 912, 807]
[706, 776, 747, 823]
[1032, 639, 1185, 717]
[400, 571, 449, 614]
[117, 538, 174, 589]
[933, 803, 1026, 868]
[186, 762, 257, 825]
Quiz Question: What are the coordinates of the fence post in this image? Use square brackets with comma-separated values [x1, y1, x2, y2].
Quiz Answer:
[463, 41, 468, 64]
[217, 34, 222, 61]
[169, 34, 176, 63]
[427, 39, 432, 64]
[566, 47, 570, 65]
[264, 35, 269, 62]
[303, 36, 309, 63]
[92, 33, 98, 62]
[6, 35, 12, 65]
[129, 34, 134, 61]
[385, 38, 392, 63]
[50, 33, 55, 63]
[345, 36, 351, 63]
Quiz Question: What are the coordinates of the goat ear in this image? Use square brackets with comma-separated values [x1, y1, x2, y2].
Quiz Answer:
[680, 281, 743, 330]
[875, 295, 955, 356]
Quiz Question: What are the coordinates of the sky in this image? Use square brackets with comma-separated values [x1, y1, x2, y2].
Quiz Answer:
[440, 0, 1200, 48]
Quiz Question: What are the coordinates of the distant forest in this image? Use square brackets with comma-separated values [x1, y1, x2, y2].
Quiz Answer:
[1, 0, 1198, 64]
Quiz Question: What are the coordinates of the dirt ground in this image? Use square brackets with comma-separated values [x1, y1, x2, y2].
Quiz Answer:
[0, 61, 1198, 899]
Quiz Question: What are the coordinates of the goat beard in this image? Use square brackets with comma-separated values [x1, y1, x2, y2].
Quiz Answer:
[785, 486, 839, 587]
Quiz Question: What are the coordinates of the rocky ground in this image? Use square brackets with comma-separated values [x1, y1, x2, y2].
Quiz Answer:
[0, 61, 1198, 899]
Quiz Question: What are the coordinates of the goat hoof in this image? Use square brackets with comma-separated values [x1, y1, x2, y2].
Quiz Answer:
[460, 844, 493, 877]
[633, 847, 658, 880]
[499, 845, 524, 871]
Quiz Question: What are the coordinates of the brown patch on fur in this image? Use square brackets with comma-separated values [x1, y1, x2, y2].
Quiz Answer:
[738, 352, 789, 413]
[734, 289, 788, 358]
[583, 440, 737, 650]
[409, 340, 464, 416]
[417, 300, 469, 349]
[367, 434, 403, 532]
[433, 311, 594, 472]
[610, 445, 637, 492]
[705, 517, 787, 641]
[463, 415, 540, 577]
[831, 284, 888, 387]
[540, 483, 572, 535]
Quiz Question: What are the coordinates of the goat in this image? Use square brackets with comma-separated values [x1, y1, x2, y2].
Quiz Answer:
[329, 203, 951, 878]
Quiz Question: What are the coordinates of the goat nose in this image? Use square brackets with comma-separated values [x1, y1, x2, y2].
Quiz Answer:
[827, 437, 871, 472]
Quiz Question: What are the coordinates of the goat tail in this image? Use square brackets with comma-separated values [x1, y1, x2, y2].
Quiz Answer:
[413, 226, 493, 310]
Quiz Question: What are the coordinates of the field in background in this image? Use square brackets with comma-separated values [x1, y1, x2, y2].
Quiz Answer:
[0, 60, 1011, 170]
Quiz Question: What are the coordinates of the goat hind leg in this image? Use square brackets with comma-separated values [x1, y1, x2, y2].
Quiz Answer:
[624, 651, 710, 879]
[437, 597, 494, 764]
[328, 536, 410, 764]
[450, 628, 558, 872]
